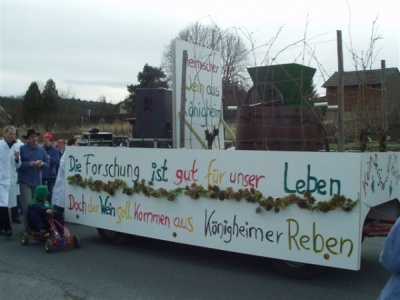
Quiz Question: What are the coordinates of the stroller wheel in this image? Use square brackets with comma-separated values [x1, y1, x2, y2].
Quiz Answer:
[44, 239, 54, 253]
[20, 232, 30, 246]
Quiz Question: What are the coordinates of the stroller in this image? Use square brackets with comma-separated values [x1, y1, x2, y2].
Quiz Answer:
[20, 184, 81, 253]
[20, 216, 81, 253]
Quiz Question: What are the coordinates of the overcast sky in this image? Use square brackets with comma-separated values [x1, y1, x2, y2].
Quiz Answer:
[1, 0, 399, 103]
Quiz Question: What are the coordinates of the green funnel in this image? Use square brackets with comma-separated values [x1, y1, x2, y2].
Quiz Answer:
[247, 63, 316, 106]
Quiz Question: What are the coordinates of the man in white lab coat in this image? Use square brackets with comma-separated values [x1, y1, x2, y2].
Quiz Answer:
[11, 129, 24, 223]
[0, 126, 22, 237]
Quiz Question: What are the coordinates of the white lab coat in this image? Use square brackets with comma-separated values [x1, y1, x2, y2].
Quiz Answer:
[52, 152, 65, 208]
[0, 139, 22, 207]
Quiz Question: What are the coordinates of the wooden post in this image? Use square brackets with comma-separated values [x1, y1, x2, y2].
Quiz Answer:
[381, 60, 387, 132]
[380, 60, 387, 152]
[337, 30, 345, 152]
[180, 50, 188, 148]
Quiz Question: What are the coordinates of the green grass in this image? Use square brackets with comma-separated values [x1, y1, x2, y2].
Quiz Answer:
[328, 141, 400, 152]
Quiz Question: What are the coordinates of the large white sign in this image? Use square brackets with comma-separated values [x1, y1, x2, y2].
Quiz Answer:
[172, 39, 224, 150]
[64, 147, 400, 270]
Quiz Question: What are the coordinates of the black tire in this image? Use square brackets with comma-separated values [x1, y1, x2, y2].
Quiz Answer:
[20, 232, 30, 246]
[271, 259, 321, 279]
[97, 228, 130, 245]
[73, 235, 81, 249]
[45, 239, 54, 253]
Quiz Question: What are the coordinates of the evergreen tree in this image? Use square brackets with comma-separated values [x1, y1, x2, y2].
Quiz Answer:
[42, 78, 59, 131]
[124, 64, 168, 113]
[22, 82, 43, 126]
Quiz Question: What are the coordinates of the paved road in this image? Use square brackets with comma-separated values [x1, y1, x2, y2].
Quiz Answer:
[0, 222, 391, 299]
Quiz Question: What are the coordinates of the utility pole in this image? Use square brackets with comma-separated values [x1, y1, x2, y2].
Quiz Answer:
[381, 60, 387, 133]
[337, 30, 345, 152]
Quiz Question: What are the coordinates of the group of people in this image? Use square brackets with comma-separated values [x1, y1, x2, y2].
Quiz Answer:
[0, 126, 66, 238]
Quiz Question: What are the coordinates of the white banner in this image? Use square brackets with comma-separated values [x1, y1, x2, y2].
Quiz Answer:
[63, 147, 400, 270]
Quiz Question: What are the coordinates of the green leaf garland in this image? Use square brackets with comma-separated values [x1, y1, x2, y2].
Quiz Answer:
[67, 174, 358, 213]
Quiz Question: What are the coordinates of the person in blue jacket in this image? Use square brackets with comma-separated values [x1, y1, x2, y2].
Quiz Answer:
[378, 217, 400, 299]
[41, 132, 61, 204]
[18, 128, 49, 230]
[27, 185, 64, 236]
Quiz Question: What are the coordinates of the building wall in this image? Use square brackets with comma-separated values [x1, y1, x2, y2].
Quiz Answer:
[325, 74, 400, 140]
[326, 85, 382, 137]
[326, 84, 382, 111]
[386, 74, 400, 121]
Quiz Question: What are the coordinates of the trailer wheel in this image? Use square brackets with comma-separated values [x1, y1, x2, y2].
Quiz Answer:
[73, 235, 81, 249]
[97, 228, 130, 245]
[271, 259, 321, 279]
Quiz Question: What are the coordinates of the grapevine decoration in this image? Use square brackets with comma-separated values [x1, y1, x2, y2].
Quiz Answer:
[67, 174, 181, 201]
[67, 174, 358, 213]
[205, 127, 219, 149]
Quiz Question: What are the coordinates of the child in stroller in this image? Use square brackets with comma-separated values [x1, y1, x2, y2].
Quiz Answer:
[27, 185, 64, 238]
[21, 185, 80, 252]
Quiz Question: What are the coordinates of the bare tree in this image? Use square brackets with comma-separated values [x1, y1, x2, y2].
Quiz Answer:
[348, 14, 382, 71]
[161, 21, 250, 97]
[346, 9, 386, 150]
[239, 17, 325, 97]
[58, 86, 77, 99]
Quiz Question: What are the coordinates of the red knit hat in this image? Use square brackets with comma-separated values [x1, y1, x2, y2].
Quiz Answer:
[43, 132, 54, 142]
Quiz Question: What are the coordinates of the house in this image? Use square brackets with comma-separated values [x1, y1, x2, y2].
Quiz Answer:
[322, 67, 400, 139]
[118, 99, 130, 114]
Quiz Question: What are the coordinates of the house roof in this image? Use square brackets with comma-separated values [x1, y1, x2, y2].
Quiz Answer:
[322, 67, 400, 87]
